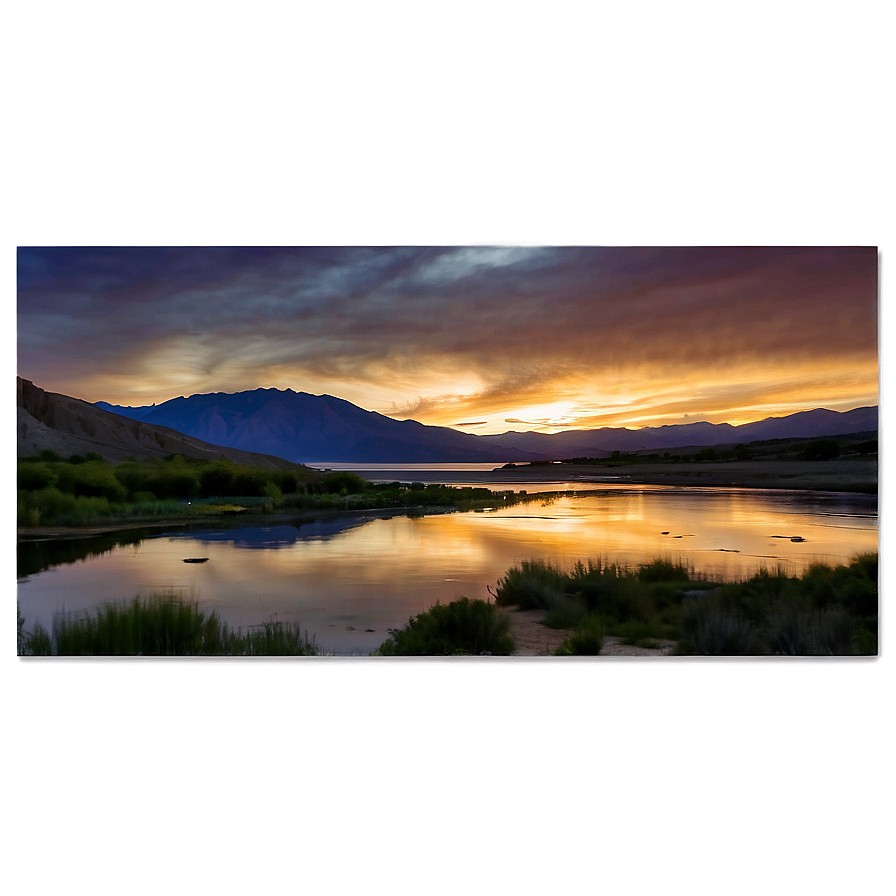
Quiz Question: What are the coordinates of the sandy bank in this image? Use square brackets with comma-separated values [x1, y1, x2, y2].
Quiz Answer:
[505, 607, 677, 657]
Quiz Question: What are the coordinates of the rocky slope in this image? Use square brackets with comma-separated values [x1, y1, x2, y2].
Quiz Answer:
[17, 378, 303, 471]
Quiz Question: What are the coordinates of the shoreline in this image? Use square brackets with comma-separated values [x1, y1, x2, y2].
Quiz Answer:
[483, 458, 877, 494]
[318, 457, 877, 494]
[16, 458, 876, 542]
[15, 501, 494, 543]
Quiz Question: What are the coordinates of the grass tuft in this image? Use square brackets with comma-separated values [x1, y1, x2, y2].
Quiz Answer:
[18, 593, 319, 657]
[542, 593, 589, 629]
[492, 559, 568, 610]
[377, 596, 514, 656]
[555, 615, 605, 656]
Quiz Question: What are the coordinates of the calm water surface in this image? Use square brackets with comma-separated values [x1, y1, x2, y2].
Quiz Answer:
[17, 484, 877, 654]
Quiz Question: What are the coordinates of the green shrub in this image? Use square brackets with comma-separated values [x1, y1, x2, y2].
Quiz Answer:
[556, 615, 605, 656]
[272, 469, 304, 494]
[153, 467, 201, 499]
[797, 605, 856, 656]
[262, 482, 282, 502]
[18, 454, 536, 526]
[492, 559, 568, 610]
[645, 579, 690, 611]
[56, 461, 128, 502]
[71, 495, 112, 519]
[574, 576, 644, 624]
[614, 619, 667, 647]
[17, 462, 58, 491]
[114, 461, 153, 495]
[838, 574, 877, 618]
[29, 487, 77, 520]
[198, 461, 236, 496]
[850, 552, 877, 582]
[638, 558, 691, 583]
[766, 604, 855, 656]
[800, 563, 839, 606]
[315, 471, 368, 495]
[542, 594, 589, 629]
[230, 468, 269, 497]
[681, 594, 764, 656]
[18, 505, 41, 527]
[378, 597, 514, 656]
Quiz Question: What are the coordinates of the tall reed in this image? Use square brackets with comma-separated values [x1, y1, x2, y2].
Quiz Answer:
[19, 593, 319, 657]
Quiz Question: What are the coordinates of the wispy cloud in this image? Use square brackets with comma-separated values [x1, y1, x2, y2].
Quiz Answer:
[17, 246, 878, 432]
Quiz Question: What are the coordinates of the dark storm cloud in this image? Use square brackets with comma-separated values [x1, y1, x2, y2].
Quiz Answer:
[16, 246, 878, 427]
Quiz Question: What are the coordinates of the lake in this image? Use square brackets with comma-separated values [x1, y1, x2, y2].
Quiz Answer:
[17, 476, 878, 655]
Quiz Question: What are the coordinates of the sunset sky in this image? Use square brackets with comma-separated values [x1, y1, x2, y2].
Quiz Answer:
[16, 246, 878, 435]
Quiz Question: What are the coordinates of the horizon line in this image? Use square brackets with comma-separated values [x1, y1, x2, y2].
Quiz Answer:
[19, 375, 878, 436]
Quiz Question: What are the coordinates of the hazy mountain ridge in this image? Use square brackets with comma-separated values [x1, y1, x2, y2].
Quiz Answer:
[97, 388, 543, 463]
[95, 387, 878, 463]
[478, 407, 878, 457]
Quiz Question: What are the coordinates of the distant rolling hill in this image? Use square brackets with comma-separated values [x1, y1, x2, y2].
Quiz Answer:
[477, 406, 879, 458]
[95, 386, 878, 463]
[17, 378, 305, 471]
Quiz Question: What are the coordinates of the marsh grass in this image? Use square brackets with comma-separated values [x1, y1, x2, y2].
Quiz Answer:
[240, 620, 319, 656]
[542, 593, 589, 629]
[491, 559, 569, 610]
[496, 554, 877, 657]
[765, 604, 855, 656]
[377, 596, 514, 656]
[679, 593, 761, 655]
[18, 593, 319, 657]
[555, 615, 606, 656]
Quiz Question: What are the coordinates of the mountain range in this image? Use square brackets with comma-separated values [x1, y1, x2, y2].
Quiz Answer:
[96, 389, 542, 463]
[93, 386, 878, 464]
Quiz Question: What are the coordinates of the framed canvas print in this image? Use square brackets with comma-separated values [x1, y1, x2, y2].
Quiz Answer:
[16, 246, 878, 657]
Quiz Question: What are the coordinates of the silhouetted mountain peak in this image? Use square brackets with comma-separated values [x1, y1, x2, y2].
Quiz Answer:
[93, 386, 878, 464]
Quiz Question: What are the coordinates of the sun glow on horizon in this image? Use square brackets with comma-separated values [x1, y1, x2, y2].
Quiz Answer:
[41, 361, 879, 438]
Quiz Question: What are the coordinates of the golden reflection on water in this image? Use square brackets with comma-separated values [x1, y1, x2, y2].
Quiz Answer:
[17, 489, 877, 653]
